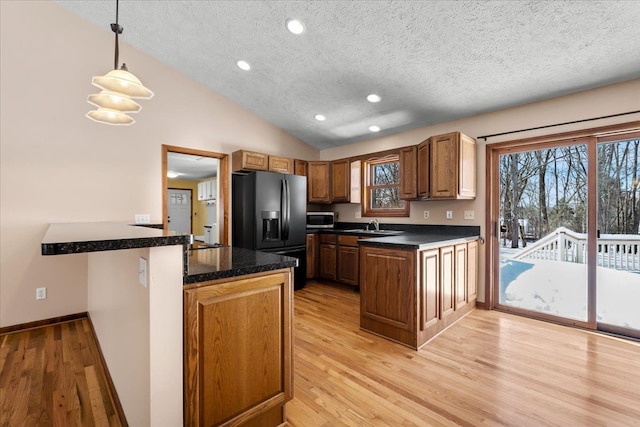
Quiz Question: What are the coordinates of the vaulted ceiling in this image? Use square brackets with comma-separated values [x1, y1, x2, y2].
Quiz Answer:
[56, 0, 640, 150]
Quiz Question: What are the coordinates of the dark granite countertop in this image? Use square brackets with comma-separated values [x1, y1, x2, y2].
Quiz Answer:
[185, 246, 298, 285]
[308, 223, 481, 249]
[41, 222, 191, 255]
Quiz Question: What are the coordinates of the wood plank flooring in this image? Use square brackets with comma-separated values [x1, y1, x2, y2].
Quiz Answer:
[2, 282, 639, 426]
[288, 281, 640, 427]
[0, 319, 123, 426]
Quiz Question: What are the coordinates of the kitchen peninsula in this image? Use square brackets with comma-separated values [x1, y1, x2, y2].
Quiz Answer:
[41, 222, 296, 427]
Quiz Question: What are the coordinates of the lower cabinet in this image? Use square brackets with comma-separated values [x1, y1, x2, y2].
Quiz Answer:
[316, 233, 363, 287]
[319, 234, 337, 281]
[306, 233, 318, 279]
[360, 240, 479, 350]
[183, 269, 293, 427]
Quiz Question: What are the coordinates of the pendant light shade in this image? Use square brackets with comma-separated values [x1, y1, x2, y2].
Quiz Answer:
[86, 108, 135, 125]
[88, 90, 141, 112]
[91, 67, 154, 99]
[86, 0, 152, 126]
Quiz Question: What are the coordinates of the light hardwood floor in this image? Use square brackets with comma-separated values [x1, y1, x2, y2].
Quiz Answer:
[288, 281, 640, 426]
[0, 319, 123, 426]
[2, 282, 639, 426]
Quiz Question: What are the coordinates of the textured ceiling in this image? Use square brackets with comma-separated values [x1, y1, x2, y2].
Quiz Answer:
[55, 0, 640, 150]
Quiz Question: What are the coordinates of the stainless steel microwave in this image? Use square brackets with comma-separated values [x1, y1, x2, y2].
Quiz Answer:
[306, 212, 335, 229]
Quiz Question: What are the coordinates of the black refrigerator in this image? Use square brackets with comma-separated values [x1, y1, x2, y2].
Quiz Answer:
[232, 171, 307, 289]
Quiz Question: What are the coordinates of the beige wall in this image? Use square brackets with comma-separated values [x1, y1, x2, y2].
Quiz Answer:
[0, 0, 319, 327]
[324, 79, 640, 302]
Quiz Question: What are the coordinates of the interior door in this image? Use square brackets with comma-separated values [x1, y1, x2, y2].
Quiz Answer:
[167, 189, 191, 234]
[596, 137, 640, 338]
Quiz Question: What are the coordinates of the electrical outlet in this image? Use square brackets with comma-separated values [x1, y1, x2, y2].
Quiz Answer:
[446, 210, 453, 220]
[423, 211, 430, 219]
[355, 211, 361, 219]
[139, 257, 148, 288]
[464, 210, 475, 220]
[36, 287, 47, 300]
[135, 214, 151, 224]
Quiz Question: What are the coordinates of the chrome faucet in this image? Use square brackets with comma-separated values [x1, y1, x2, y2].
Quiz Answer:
[367, 219, 379, 231]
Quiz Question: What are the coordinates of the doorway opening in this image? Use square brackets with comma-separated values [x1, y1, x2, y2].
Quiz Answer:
[162, 145, 229, 245]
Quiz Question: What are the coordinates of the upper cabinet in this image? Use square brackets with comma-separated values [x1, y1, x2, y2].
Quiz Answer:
[308, 161, 332, 203]
[232, 150, 293, 174]
[417, 138, 431, 199]
[268, 155, 294, 174]
[430, 132, 476, 199]
[399, 146, 417, 200]
[331, 159, 350, 203]
[197, 179, 217, 201]
[294, 159, 308, 176]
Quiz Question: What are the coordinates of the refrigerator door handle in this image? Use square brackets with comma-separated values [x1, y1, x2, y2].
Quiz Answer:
[283, 179, 290, 240]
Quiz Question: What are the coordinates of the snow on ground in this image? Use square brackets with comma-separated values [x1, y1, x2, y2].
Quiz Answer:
[500, 253, 640, 330]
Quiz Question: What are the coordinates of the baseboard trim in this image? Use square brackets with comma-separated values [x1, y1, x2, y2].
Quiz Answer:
[86, 312, 129, 427]
[0, 312, 88, 335]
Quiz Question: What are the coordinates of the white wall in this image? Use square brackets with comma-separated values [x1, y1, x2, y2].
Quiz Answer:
[0, 0, 319, 327]
[323, 79, 640, 302]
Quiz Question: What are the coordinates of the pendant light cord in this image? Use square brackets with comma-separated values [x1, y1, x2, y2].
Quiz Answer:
[110, 0, 123, 70]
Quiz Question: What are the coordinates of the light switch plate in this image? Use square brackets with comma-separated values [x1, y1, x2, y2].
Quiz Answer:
[355, 211, 361, 219]
[446, 211, 453, 220]
[135, 214, 151, 224]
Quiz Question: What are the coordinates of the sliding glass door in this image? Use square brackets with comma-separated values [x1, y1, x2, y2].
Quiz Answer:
[496, 144, 590, 326]
[489, 127, 640, 337]
[596, 137, 640, 338]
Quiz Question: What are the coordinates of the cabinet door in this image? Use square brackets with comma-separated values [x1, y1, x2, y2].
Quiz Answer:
[337, 245, 359, 286]
[269, 156, 294, 174]
[294, 159, 308, 176]
[458, 133, 476, 198]
[232, 150, 269, 172]
[197, 182, 205, 201]
[319, 243, 337, 281]
[399, 146, 417, 199]
[331, 159, 350, 203]
[454, 243, 468, 310]
[417, 139, 430, 198]
[183, 270, 293, 427]
[306, 233, 317, 279]
[467, 240, 479, 301]
[308, 161, 331, 203]
[420, 249, 439, 330]
[439, 245, 454, 319]
[430, 132, 458, 199]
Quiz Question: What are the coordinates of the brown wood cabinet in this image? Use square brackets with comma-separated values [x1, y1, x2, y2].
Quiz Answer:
[430, 132, 476, 199]
[306, 233, 318, 279]
[232, 150, 269, 172]
[417, 138, 430, 198]
[268, 155, 294, 174]
[294, 159, 308, 176]
[360, 239, 479, 350]
[183, 269, 293, 427]
[399, 146, 418, 200]
[308, 161, 332, 203]
[331, 159, 350, 203]
[318, 233, 337, 281]
[336, 235, 360, 286]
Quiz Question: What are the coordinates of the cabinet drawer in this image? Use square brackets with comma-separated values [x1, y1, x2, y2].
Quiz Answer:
[337, 234, 360, 247]
[319, 234, 337, 244]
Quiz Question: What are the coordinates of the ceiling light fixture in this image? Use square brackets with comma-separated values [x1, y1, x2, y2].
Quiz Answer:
[314, 114, 326, 121]
[367, 94, 382, 103]
[86, 0, 154, 126]
[236, 60, 251, 71]
[286, 19, 306, 35]
[369, 125, 381, 132]
[167, 171, 180, 179]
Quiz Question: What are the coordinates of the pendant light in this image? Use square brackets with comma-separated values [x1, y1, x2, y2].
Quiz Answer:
[86, 0, 153, 125]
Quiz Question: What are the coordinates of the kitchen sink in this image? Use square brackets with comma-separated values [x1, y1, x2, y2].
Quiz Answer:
[342, 229, 402, 235]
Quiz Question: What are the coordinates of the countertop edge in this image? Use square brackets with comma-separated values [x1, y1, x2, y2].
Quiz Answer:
[358, 235, 480, 250]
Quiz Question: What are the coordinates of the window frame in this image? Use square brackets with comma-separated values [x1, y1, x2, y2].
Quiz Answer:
[362, 154, 410, 218]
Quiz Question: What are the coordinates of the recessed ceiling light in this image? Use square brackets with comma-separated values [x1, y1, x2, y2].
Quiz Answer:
[286, 19, 305, 35]
[236, 60, 251, 71]
[369, 125, 381, 132]
[367, 94, 382, 103]
[315, 114, 326, 121]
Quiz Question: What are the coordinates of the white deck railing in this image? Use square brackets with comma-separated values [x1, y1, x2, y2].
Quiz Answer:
[513, 227, 640, 272]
